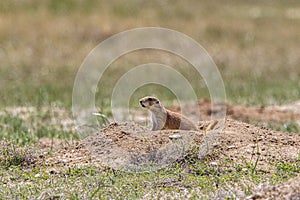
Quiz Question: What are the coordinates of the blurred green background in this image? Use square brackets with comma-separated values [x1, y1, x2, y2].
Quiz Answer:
[0, 0, 299, 109]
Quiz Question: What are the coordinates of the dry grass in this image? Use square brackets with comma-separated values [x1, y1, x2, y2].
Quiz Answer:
[0, 0, 299, 107]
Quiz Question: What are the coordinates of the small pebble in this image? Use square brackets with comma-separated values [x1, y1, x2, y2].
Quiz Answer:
[35, 173, 41, 178]
[212, 143, 220, 147]
[227, 145, 237, 149]
[246, 149, 251, 153]
[169, 134, 182, 140]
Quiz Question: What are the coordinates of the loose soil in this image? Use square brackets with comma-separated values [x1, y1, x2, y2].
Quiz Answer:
[169, 99, 300, 124]
[23, 100, 300, 198]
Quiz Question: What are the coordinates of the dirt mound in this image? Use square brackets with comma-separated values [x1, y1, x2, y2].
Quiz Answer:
[82, 122, 203, 171]
[28, 100, 300, 196]
[211, 119, 300, 172]
[36, 119, 299, 172]
[37, 122, 204, 172]
[248, 176, 300, 200]
[28, 117, 300, 197]
[84, 122, 203, 153]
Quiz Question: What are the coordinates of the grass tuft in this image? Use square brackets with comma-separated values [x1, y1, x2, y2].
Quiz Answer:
[0, 141, 36, 168]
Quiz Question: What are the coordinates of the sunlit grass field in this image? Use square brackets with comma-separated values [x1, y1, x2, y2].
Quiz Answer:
[0, 0, 300, 199]
[0, 0, 299, 108]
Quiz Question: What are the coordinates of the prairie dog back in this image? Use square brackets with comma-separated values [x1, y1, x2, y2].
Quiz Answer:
[139, 96, 197, 131]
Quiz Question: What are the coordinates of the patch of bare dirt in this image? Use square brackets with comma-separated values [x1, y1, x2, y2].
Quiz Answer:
[169, 99, 300, 124]
[84, 122, 201, 153]
[33, 138, 104, 172]
[82, 122, 202, 171]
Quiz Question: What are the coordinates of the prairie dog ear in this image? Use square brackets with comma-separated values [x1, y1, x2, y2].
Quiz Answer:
[155, 99, 160, 104]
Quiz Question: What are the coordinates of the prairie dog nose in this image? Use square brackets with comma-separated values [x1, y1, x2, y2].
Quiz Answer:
[140, 100, 145, 107]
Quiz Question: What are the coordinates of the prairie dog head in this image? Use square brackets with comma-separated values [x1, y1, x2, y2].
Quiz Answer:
[139, 96, 164, 112]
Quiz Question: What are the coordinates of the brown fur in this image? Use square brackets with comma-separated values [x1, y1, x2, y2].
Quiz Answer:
[139, 96, 198, 131]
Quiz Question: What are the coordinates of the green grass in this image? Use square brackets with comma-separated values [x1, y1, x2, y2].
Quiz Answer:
[0, 147, 298, 199]
[224, 72, 300, 106]
[0, 142, 29, 168]
[266, 122, 300, 133]
[0, 0, 300, 108]
[0, 109, 78, 146]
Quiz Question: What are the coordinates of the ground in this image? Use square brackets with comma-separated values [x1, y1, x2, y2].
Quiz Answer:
[2, 100, 297, 199]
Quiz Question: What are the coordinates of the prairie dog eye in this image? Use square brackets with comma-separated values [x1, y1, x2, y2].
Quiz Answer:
[148, 97, 153, 101]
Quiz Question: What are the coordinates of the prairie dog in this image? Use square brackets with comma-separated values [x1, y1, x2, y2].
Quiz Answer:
[139, 96, 198, 131]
